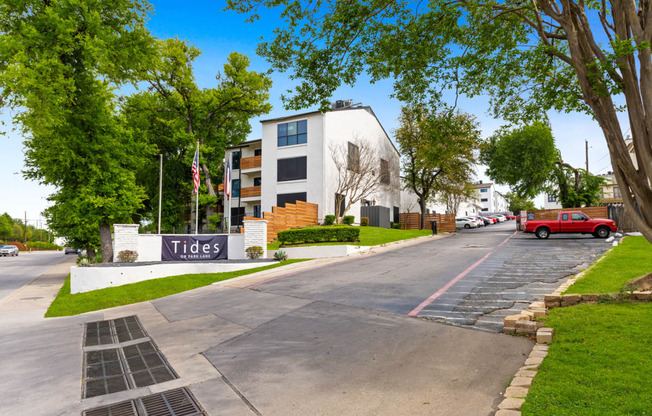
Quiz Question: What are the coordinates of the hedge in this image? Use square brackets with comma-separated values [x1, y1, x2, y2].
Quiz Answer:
[277, 226, 360, 245]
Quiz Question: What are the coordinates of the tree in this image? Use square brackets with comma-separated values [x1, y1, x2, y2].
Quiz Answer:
[480, 123, 558, 199]
[126, 39, 272, 230]
[329, 138, 385, 221]
[549, 164, 606, 208]
[0, 214, 13, 241]
[227, 0, 652, 242]
[505, 193, 536, 214]
[396, 106, 480, 229]
[437, 181, 477, 216]
[0, 0, 156, 262]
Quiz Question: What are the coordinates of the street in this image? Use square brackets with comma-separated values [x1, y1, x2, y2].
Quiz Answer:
[0, 250, 70, 303]
[0, 225, 611, 415]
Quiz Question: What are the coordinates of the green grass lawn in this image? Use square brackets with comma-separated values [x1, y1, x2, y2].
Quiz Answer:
[521, 303, 652, 416]
[267, 226, 433, 250]
[565, 236, 652, 294]
[45, 259, 307, 317]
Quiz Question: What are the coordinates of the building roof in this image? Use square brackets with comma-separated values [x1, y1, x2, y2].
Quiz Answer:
[473, 182, 493, 189]
[226, 138, 262, 150]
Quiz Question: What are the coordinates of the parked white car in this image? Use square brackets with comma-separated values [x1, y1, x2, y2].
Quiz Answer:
[456, 218, 478, 229]
[465, 216, 484, 227]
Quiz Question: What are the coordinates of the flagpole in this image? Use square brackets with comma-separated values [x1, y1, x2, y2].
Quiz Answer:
[195, 141, 199, 234]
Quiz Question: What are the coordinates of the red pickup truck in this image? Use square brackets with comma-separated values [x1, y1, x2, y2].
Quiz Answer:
[524, 211, 617, 239]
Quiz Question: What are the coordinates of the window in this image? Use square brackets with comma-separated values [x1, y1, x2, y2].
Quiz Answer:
[232, 151, 241, 170]
[571, 213, 587, 221]
[254, 149, 262, 156]
[278, 120, 307, 147]
[548, 194, 557, 202]
[480, 188, 488, 193]
[277, 157, 307, 181]
[347, 142, 359, 171]
[614, 187, 621, 198]
[277, 192, 307, 208]
[254, 177, 261, 187]
[481, 208, 489, 211]
[380, 159, 390, 184]
[232, 179, 240, 197]
[481, 198, 488, 202]
[393, 206, 399, 223]
[231, 207, 245, 226]
[253, 205, 261, 218]
[335, 193, 346, 216]
[561, 213, 569, 221]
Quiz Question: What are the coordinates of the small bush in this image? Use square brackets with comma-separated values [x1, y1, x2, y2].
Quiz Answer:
[390, 222, 402, 229]
[245, 245, 264, 260]
[27, 241, 61, 251]
[274, 250, 288, 261]
[324, 215, 336, 226]
[117, 250, 138, 263]
[360, 217, 369, 226]
[4, 241, 26, 251]
[342, 215, 355, 225]
[278, 226, 360, 245]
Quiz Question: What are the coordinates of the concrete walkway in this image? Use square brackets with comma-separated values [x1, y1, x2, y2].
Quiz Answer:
[0, 235, 533, 416]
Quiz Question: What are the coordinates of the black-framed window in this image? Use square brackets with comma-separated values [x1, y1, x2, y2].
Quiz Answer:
[380, 159, 390, 184]
[480, 188, 487, 192]
[335, 193, 346, 216]
[393, 206, 399, 223]
[231, 207, 245, 226]
[278, 120, 307, 147]
[254, 177, 261, 187]
[253, 205, 261, 218]
[232, 179, 240, 197]
[232, 151, 241, 170]
[254, 149, 262, 156]
[548, 194, 557, 202]
[481, 198, 488, 202]
[277, 156, 307, 182]
[347, 142, 359, 171]
[277, 192, 307, 208]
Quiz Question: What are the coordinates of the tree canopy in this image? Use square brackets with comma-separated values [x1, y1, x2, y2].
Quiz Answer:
[396, 106, 480, 228]
[228, 0, 652, 242]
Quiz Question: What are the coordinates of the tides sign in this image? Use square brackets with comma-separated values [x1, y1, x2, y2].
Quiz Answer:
[161, 235, 228, 261]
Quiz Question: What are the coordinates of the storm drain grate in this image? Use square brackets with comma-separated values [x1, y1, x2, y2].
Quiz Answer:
[82, 388, 205, 416]
[85, 316, 147, 347]
[83, 341, 177, 398]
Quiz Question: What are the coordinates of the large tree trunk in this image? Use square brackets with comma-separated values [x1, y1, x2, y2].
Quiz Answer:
[99, 223, 113, 264]
[419, 196, 427, 230]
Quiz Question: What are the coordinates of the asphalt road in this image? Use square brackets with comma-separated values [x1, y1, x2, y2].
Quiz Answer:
[0, 250, 70, 303]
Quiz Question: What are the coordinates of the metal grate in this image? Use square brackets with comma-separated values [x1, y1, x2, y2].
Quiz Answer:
[83, 341, 177, 398]
[84, 316, 147, 347]
[82, 388, 205, 416]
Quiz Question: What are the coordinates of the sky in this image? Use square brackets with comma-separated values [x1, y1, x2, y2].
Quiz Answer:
[0, 0, 624, 226]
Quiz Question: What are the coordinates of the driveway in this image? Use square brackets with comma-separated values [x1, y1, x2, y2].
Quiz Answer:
[0, 225, 610, 415]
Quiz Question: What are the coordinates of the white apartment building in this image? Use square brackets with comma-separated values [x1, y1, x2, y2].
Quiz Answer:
[224, 103, 401, 225]
[473, 182, 509, 213]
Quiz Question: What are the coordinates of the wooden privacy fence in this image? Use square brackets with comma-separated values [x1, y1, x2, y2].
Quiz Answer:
[527, 206, 608, 221]
[244, 200, 319, 243]
[399, 213, 456, 232]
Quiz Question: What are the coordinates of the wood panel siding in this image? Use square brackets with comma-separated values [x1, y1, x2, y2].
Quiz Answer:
[244, 200, 319, 243]
[399, 213, 456, 232]
[240, 186, 261, 199]
[240, 155, 262, 170]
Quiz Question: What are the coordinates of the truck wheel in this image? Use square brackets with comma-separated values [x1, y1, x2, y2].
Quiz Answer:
[594, 226, 610, 238]
[536, 227, 550, 239]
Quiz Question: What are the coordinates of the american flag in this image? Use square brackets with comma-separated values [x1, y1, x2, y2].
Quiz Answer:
[224, 159, 231, 200]
[191, 147, 200, 195]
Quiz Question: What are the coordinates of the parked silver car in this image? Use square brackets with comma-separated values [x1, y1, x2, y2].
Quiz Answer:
[456, 218, 478, 229]
[0, 245, 19, 256]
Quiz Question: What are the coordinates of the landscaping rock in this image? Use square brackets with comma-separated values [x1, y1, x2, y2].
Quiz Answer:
[515, 369, 537, 378]
[498, 398, 525, 410]
[633, 291, 652, 301]
[505, 386, 529, 398]
[544, 294, 561, 308]
[495, 410, 522, 416]
[504, 314, 528, 326]
[537, 328, 554, 344]
[561, 294, 581, 307]
[581, 294, 599, 303]
[510, 377, 533, 388]
[531, 308, 547, 318]
[524, 356, 544, 366]
[515, 320, 537, 334]
[605, 236, 614, 243]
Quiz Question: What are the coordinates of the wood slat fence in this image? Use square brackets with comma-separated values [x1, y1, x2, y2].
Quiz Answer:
[244, 200, 319, 243]
[399, 213, 456, 232]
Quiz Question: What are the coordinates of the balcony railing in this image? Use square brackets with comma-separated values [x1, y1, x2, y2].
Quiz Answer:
[240, 155, 262, 170]
[240, 185, 261, 199]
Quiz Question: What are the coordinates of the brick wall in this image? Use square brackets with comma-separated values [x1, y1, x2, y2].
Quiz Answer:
[243, 220, 267, 258]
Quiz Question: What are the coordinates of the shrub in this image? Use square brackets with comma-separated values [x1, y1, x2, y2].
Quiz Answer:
[360, 217, 369, 226]
[245, 245, 264, 260]
[342, 215, 355, 225]
[4, 241, 26, 251]
[277, 226, 360, 245]
[390, 222, 402, 229]
[117, 250, 138, 262]
[324, 215, 336, 226]
[27, 241, 61, 251]
[274, 250, 288, 261]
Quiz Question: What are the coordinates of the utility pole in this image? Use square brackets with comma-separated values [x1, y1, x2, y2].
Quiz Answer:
[585, 139, 589, 172]
[24, 211, 27, 244]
